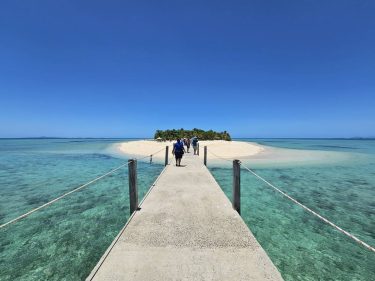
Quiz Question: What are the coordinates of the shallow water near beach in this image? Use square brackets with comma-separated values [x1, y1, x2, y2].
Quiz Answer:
[0, 139, 164, 280]
[210, 139, 375, 281]
[0, 138, 374, 280]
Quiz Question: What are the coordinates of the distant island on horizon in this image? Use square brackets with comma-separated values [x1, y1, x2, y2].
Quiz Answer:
[154, 128, 232, 141]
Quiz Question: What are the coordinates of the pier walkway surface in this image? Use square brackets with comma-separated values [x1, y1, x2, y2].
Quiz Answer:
[87, 153, 283, 281]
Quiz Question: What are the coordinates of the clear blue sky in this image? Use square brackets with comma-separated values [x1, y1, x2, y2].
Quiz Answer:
[0, 0, 374, 138]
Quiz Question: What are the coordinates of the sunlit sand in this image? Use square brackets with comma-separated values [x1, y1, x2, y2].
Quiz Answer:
[113, 140, 351, 167]
[116, 140, 264, 160]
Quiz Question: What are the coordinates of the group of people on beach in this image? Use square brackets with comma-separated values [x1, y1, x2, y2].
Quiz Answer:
[172, 137, 199, 166]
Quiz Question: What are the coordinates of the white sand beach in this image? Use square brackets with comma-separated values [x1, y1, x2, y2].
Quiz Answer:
[113, 139, 351, 167]
[117, 140, 264, 160]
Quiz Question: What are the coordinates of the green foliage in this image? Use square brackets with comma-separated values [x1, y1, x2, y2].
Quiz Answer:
[154, 128, 231, 141]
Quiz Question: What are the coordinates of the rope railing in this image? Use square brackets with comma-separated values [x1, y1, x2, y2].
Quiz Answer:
[0, 162, 128, 229]
[207, 150, 233, 162]
[0, 147, 169, 230]
[136, 147, 166, 161]
[240, 162, 375, 254]
[204, 148, 375, 253]
[240, 162, 375, 253]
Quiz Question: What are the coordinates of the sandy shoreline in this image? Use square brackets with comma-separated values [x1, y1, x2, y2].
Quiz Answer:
[116, 140, 264, 160]
[112, 139, 351, 167]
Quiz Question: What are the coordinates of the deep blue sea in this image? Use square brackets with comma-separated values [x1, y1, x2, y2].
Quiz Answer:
[0, 138, 374, 280]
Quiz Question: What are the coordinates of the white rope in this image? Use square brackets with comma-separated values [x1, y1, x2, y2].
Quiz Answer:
[207, 150, 233, 162]
[86, 162, 171, 280]
[0, 161, 130, 229]
[0, 146, 169, 229]
[240, 162, 375, 254]
[134, 147, 166, 161]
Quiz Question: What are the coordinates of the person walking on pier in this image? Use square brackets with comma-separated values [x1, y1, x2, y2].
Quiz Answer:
[186, 138, 191, 153]
[172, 138, 185, 166]
[192, 137, 199, 155]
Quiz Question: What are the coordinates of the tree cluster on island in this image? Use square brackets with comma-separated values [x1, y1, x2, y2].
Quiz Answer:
[154, 128, 231, 141]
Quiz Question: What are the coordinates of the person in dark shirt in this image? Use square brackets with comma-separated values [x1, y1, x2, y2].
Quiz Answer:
[172, 138, 186, 166]
[192, 137, 199, 155]
[186, 138, 191, 153]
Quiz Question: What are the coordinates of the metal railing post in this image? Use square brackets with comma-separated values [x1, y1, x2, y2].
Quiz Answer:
[128, 159, 138, 215]
[232, 159, 241, 214]
[204, 146, 207, 166]
[165, 146, 169, 166]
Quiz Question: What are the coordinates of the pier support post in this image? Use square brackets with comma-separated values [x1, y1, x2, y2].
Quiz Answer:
[204, 146, 207, 166]
[232, 159, 241, 214]
[128, 159, 138, 215]
[165, 146, 169, 166]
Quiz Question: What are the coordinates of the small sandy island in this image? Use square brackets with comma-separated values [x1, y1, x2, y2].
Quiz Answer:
[112, 139, 351, 167]
[117, 140, 264, 160]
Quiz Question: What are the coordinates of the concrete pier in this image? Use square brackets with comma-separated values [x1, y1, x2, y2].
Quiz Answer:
[87, 153, 283, 281]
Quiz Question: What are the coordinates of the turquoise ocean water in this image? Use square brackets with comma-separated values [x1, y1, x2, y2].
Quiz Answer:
[0, 139, 164, 280]
[0, 138, 374, 280]
[210, 139, 375, 281]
